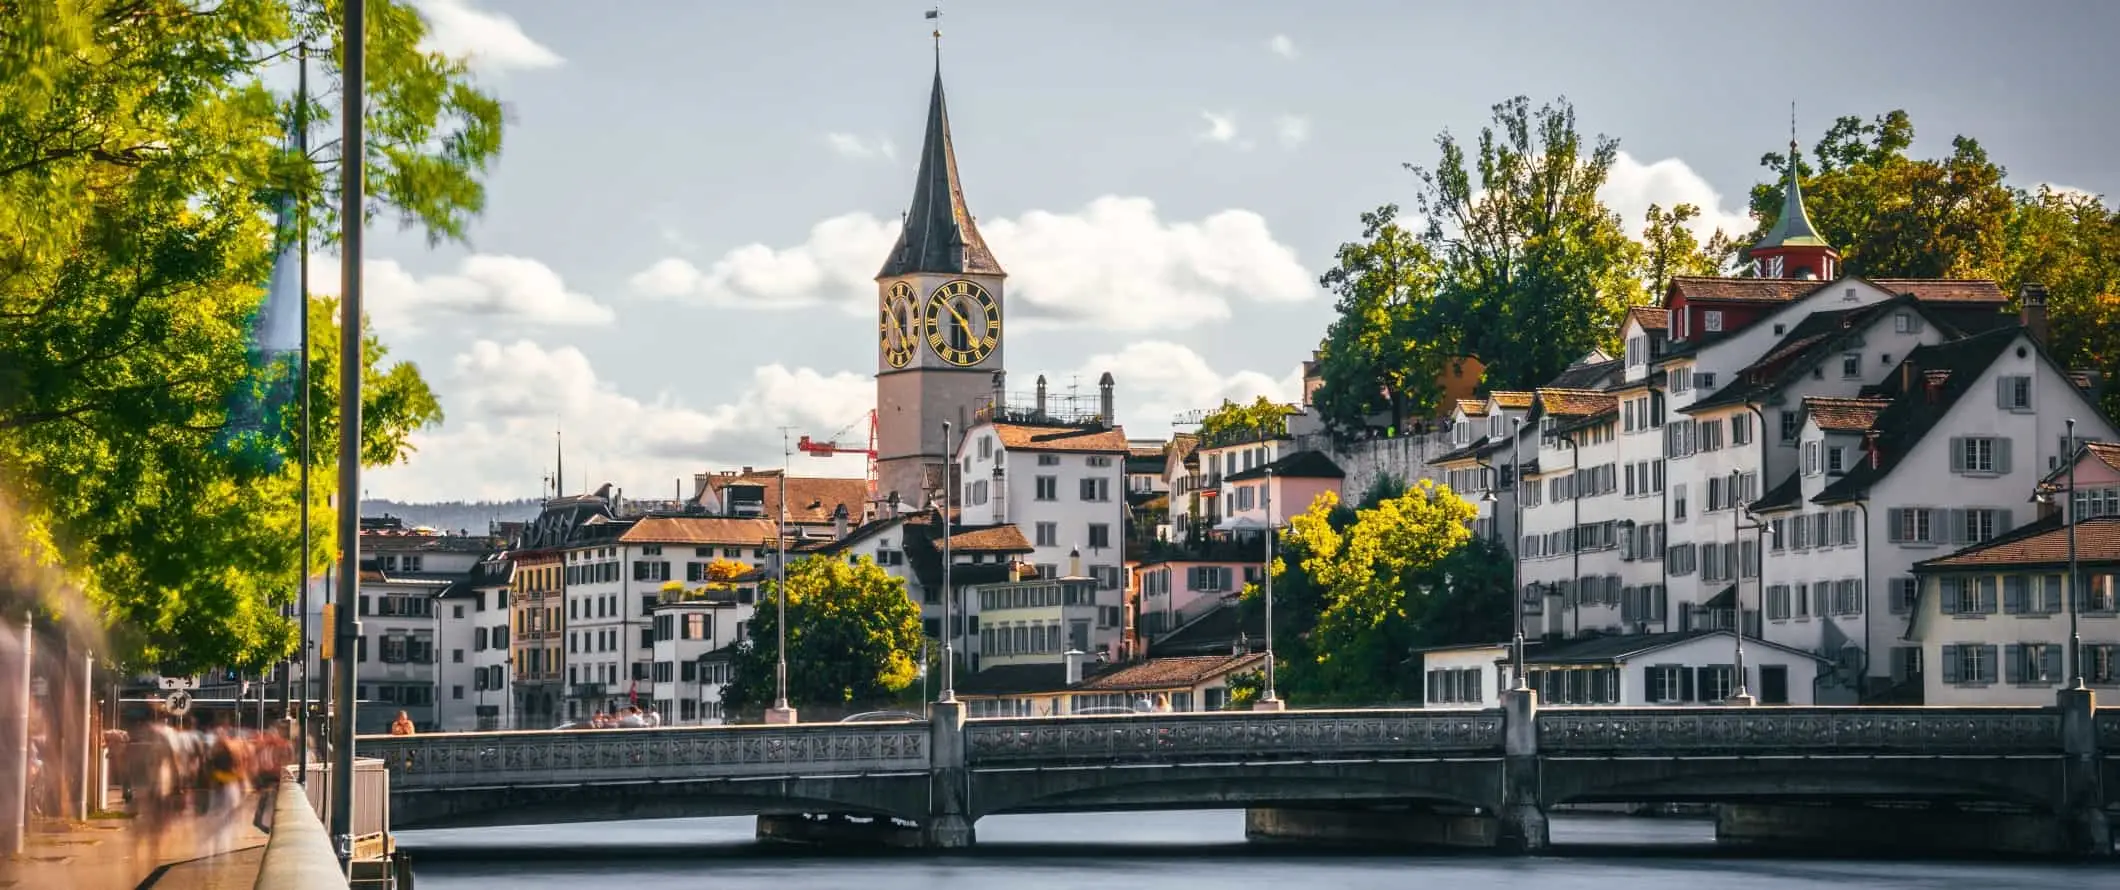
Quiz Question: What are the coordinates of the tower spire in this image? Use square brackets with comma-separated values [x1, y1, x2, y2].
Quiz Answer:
[1748, 105, 1839, 279]
[877, 9, 1004, 280]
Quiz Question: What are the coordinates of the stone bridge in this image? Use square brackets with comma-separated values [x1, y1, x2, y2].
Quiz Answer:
[360, 691, 2119, 856]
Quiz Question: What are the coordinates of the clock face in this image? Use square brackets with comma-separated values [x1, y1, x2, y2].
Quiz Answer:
[923, 279, 1001, 367]
[880, 282, 917, 369]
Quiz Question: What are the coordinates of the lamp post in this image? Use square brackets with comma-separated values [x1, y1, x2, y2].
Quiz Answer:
[764, 432, 796, 724]
[329, 0, 367, 861]
[1727, 469, 1756, 706]
[1510, 418, 1527, 690]
[2065, 419, 2083, 689]
[939, 420, 957, 704]
[1255, 468, 1282, 710]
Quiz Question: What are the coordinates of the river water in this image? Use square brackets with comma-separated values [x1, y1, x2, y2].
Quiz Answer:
[401, 812, 2106, 888]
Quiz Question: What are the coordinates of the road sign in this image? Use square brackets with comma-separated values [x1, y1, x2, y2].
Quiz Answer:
[158, 676, 199, 691]
[165, 691, 192, 716]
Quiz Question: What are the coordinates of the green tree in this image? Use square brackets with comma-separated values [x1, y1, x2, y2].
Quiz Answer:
[1197, 395, 1292, 446]
[1408, 96, 1640, 392]
[721, 556, 926, 719]
[1739, 111, 2014, 281]
[0, 1, 501, 669]
[2002, 187, 2120, 418]
[1638, 203, 1735, 297]
[1310, 205, 1454, 438]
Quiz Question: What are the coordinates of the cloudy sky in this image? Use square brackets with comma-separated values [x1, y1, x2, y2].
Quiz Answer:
[349, 0, 2120, 501]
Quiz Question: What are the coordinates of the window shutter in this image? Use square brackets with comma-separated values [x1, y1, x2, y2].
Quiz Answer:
[2005, 644, 2024, 684]
[1949, 437, 1966, 473]
[1887, 509, 1905, 543]
[1680, 667, 1697, 702]
[1980, 645, 2000, 683]
[2043, 646, 2063, 683]
[1941, 645, 1962, 683]
[1996, 376, 2010, 409]
[1942, 579, 1963, 615]
[1998, 509, 2014, 533]
[1996, 437, 2012, 475]
[2005, 577, 2026, 614]
[1946, 509, 1967, 544]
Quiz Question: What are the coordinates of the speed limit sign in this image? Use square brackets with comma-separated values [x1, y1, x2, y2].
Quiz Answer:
[164, 691, 192, 716]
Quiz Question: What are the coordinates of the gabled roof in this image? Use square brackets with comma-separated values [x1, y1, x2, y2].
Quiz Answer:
[1522, 629, 1830, 666]
[991, 422, 1130, 454]
[1536, 388, 1617, 418]
[1804, 397, 1892, 433]
[1068, 653, 1265, 693]
[620, 516, 782, 547]
[1750, 469, 1805, 513]
[1914, 515, 2120, 571]
[1625, 305, 1671, 332]
[940, 524, 1035, 554]
[1683, 297, 1915, 413]
[1489, 391, 1535, 410]
[1543, 360, 1622, 391]
[1225, 450, 1344, 482]
[1455, 398, 1491, 418]
[695, 470, 868, 525]
[1814, 327, 2025, 504]
[1666, 275, 2006, 306]
[875, 66, 1003, 279]
[2037, 442, 2120, 493]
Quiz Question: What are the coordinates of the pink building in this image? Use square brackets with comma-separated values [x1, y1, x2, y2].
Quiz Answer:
[1218, 451, 1345, 531]
[1134, 554, 1263, 640]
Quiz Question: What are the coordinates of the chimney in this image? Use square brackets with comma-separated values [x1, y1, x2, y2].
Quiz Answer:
[1068, 546, 1084, 579]
[1863, 430, 1881, 469]
[1064, 649, 1087, 686]
[1098, 371, 1116, 424]
[2018, 283, 2051, 344]
[1900, 359, 1913, 392]
[831, 504, 850, 541]
[1035, 375, 1048, 419]
[1923, 370, 1951, 403]
[991, 370, 1007, 416]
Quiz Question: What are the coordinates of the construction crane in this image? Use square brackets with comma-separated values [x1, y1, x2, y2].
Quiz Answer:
[795, 409, 879, 504]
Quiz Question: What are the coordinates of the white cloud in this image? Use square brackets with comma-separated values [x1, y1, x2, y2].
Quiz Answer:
[1267, 34, 1298, 60]
[1044, 341, 1302, 439]
[314, 254, 615, 338]
[1601, 151, 1755, 244]
[632, 197, 1317, 331]
[825, 132, 897, 161]
[1198, 111, 1240, 145]
[1274, 115, 1311, 149]
[2036, 182, 2102, 201]
[411, 0, 563, 73]
[366, 340, 873, 500]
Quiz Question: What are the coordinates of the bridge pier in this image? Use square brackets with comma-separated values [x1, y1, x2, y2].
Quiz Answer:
[1497, 688, 1549, 854]
[922, 700, 977, 849]
[2057, 687, 2113, 857]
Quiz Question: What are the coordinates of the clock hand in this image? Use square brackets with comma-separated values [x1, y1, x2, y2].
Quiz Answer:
[944, 300, 976, 336]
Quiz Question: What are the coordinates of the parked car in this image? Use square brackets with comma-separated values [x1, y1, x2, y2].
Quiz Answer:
[839, 710, 925, 723]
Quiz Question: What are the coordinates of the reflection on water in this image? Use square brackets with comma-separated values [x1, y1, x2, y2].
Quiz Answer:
[401, 812, 2105, 889]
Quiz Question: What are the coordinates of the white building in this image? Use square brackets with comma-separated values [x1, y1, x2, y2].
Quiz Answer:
[1422, 631, 1826, 708]
[333, 523, 500, 732]
[648, 573, 758, 725]
[952, 415, 1131, 656]
[465, 552, 513, 731]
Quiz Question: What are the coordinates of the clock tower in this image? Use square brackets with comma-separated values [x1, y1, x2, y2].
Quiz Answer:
[874, 59, 1006, 510]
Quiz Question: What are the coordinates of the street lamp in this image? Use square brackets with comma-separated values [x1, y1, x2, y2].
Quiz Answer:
[1255, 467, 1282, 710]
[1509, 418, 1527, 691]
[2034, 419, 2084, 689]
[1725, 468, 1777, 707]
[939, 420, 958, 704]
[765, 431, 796, 724]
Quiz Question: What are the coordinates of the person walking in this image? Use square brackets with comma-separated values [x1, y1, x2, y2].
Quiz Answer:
[389, 711, 416, 735]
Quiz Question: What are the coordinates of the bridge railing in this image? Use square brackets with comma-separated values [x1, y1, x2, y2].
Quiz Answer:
[358, 722, 931, 790]
[1535, 706, 2065, 756]
[964, 708, 1504, 767]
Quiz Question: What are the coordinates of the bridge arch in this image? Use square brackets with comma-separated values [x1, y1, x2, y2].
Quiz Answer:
[391, 774, 933, 830]
[968, 760, 1504, 820]
[1541, 756, 2065, 810]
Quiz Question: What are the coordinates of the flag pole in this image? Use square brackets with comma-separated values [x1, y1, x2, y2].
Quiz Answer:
[331, 0, 366, 865]
[293, 38, 313, 785]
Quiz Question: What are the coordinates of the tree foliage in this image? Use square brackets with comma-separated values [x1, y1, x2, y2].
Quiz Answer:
[1743, 110, 2120, 418]
[0, 1, 500, 669]
[1240, 480, 1510, 704]
[720, 556, 926, 718]
[1197, 395, 1292, 446]
[1310, 206, 1451, 437]
[1638, 203, 1735, 297]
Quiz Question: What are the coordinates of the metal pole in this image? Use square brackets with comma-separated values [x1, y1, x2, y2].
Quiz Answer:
[295, 41, 312, 780]
[1730, 469, 1750, 702]
[5, 611, 29, 856]
[1260, 468, 1279, 705]
[1511, 419, 1527, 690]
[79, 652, 92, 820]
[331, 0, 366, 864]
[2066, 418, 2083, 689]
[939, 420, 957, 703]
[771, 432, 791, 716]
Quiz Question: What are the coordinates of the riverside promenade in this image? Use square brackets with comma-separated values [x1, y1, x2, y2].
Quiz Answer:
[1, 795, 271, 890]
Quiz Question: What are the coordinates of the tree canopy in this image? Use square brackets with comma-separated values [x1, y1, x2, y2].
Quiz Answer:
[1197, 395, 1292, 446]
[720, 556, 926, 719]
[1241, 479, 1509, 704]
[0, 1, 500, 669]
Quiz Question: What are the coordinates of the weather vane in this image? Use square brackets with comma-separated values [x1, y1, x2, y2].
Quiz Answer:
[927, 6, 941, 52]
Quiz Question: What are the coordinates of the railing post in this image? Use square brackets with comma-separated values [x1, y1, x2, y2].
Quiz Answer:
[2056, 688, 2111, 856]
[923, 701, 974, 848]
[1498, 689, 1547, 853]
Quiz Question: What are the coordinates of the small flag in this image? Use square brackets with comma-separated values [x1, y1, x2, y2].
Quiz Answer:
[925, 8, 939, 19]
[216, 118, 306, 473]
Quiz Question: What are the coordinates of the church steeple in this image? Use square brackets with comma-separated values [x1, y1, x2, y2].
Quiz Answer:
[1748, 138, 1840, 280]
[876, 62, 1004, 279]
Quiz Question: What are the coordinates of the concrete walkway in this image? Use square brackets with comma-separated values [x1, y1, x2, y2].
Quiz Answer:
[1, 793, 273, 890]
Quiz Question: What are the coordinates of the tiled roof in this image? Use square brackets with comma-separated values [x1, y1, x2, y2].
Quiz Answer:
[1668, 276, 1823, 304]
[620, 516, 782, 547]
[955, 663, 1075, 697]
[2091, 442, 2120, 474]
[700, 470, 868, 525]
[1069, 653, 1265, 693]
[1815, 328, 2023, 504]
[940, 524, 1035, 553]
[1751, 469, 1804, 513]
[992, 422, 1131, 454]
[1490, 391, 1534, 410]
[1914, 516, 2120, 570]
[1543, 360, 1622, 391]
[1684, 300, 1910, 413]
[1870, 279, 2009, 303]
[1804, 397, 1891, 433]
[1625, 306, 1670, 332]
[1455, 398, 1491, 418]
[1225, 449, 1345, 482]
[2035, 442, 2120, 495]
[1537, 388, 1616, 418]
[1427, 435, 1493, 467]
